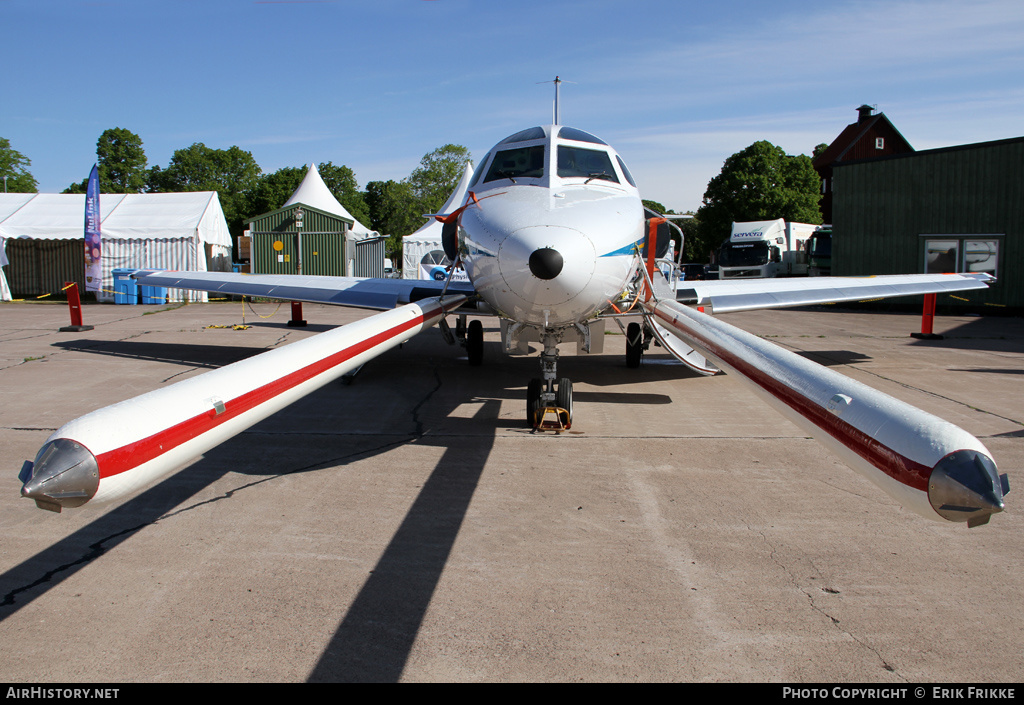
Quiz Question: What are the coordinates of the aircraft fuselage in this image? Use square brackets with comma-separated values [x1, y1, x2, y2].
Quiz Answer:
[458, 125, 644, 328]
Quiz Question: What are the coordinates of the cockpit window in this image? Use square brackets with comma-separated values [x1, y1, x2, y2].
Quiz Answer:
[557, 145, 619, 183]
[470, 155, 488, 187]
[616, 156, 637, 187]
[484, 145, 546, 183]
[556, 126, 607, 145]
[499, 127, 547, 145]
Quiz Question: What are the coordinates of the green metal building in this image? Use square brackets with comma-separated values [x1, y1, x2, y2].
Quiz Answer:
[832, 136, 1024, 310]
[241, 163, 384, 277]
[245, 202, 351, 276]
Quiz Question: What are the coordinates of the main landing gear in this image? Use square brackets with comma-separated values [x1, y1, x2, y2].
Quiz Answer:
[526, 329, 572, 431]
[624, 320, 654, 368]
[450, 315, 484, 367]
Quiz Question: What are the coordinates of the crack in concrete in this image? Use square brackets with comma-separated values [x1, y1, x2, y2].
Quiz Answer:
[754, 525, 906, 679]
[1, 523, 149, 608]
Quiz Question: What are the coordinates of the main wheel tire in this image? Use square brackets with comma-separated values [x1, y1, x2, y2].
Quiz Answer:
[467, 319, 483, 366]
[626, 321, 642, 368]
[527, 378, 543, 427]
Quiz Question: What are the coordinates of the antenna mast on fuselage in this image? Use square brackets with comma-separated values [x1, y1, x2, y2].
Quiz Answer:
[539, 76, 567, 125]
[553, 75, 561, 125]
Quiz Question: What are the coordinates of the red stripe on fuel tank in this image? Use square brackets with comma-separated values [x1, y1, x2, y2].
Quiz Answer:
[652, 307, 932, 492]
[95, 303, 449, 480]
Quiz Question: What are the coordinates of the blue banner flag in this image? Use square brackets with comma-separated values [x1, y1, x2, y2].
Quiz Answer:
[84, 164, 102, 292]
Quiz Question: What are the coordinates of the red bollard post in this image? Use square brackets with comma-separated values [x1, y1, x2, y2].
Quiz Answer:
[59, 282, 94, 332]
[911, 292, 943, 340]
[287, 300, 307, 327]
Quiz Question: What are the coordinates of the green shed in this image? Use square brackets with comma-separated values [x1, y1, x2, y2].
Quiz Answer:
[241, 163, 380, 277]
[246, 202, 350, 276]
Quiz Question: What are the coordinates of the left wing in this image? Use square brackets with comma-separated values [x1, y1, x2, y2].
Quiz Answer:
[133, 270, 476, 311]
[676, 272, 993, 313]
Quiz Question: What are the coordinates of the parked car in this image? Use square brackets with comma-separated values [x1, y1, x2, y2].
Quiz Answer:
[680, 263, 707, 281]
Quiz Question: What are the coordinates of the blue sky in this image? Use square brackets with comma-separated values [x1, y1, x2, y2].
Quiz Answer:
[3, 0, 1023, 213]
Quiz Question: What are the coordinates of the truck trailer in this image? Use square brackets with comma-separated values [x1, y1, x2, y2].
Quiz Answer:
[717, 219, 822, 279]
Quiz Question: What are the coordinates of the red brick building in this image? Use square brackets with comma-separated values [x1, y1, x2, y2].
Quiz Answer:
[813, 105, 914, 223]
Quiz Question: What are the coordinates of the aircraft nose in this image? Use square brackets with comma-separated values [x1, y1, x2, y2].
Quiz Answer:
[20, 438, 100, 512]
[928, 449, 1009, 527]
[498, 225, 596, 308]
[529, 247, 563, 280]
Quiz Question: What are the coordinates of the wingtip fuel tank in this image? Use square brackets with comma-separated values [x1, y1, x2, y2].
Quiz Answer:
[929, 449, 1008, 527]
[20, 439, 100, 513]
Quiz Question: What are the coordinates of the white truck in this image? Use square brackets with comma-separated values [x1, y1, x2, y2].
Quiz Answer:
[717, 219, 820, 279]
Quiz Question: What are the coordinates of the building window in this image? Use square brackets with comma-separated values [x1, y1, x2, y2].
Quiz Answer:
[922, 236, 1000, 276]
[875, 137, 885, 150]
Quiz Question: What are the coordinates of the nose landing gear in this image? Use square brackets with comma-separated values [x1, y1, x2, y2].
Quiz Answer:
[527, 329, 573, 431]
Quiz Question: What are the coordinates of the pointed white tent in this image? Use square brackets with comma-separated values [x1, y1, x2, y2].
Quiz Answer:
[285, 163, 377, 238]
[402, 161, 474, 280]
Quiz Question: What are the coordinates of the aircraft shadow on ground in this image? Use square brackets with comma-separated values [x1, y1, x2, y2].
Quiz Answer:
[306, 399, 501, 683]
[51, 338, 272, 369]
[906, 315, 1024, 353]
[949, 368, 1024, 376]
[0, 367, 504, 682]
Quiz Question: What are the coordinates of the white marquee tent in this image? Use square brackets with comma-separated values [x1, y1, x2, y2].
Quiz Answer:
[281, 163, 382, 276]
[285, 163, 378, 238]
[0, 191, 232, 302]
[402, 162, 474, 280]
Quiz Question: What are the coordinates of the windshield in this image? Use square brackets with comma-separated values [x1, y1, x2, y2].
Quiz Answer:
[720, 241, 769, 267]
[809, 234, 832, 257]
[555, 126, 607, 145]
[484, 145, 545, 183]
[557, 145, 619, 183]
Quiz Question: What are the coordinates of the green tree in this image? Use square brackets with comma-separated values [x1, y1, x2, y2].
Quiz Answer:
[406, 144, 471, 215]
[97, 127, 148, 193]
[642, 199, 669, 214]
[0, 137, 38, 192]
[149, 143, 262, 237]
[696, 140, 822, 251]
[365, 179, 422, 257]
[247, 165, 305, 216]
[676, 213, 708, 262]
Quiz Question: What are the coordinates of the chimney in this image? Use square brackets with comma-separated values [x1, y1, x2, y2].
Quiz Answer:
[857, 104, 875, 123]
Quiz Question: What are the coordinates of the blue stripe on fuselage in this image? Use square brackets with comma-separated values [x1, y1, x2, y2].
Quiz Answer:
[601, 238, 644, 258]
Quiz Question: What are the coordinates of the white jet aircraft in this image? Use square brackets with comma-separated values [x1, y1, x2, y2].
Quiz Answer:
[20, 113, 1009, 528]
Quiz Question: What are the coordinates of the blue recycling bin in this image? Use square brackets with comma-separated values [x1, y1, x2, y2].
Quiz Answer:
[139, 283, 167, 304]
[112, 268, 137, 305]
